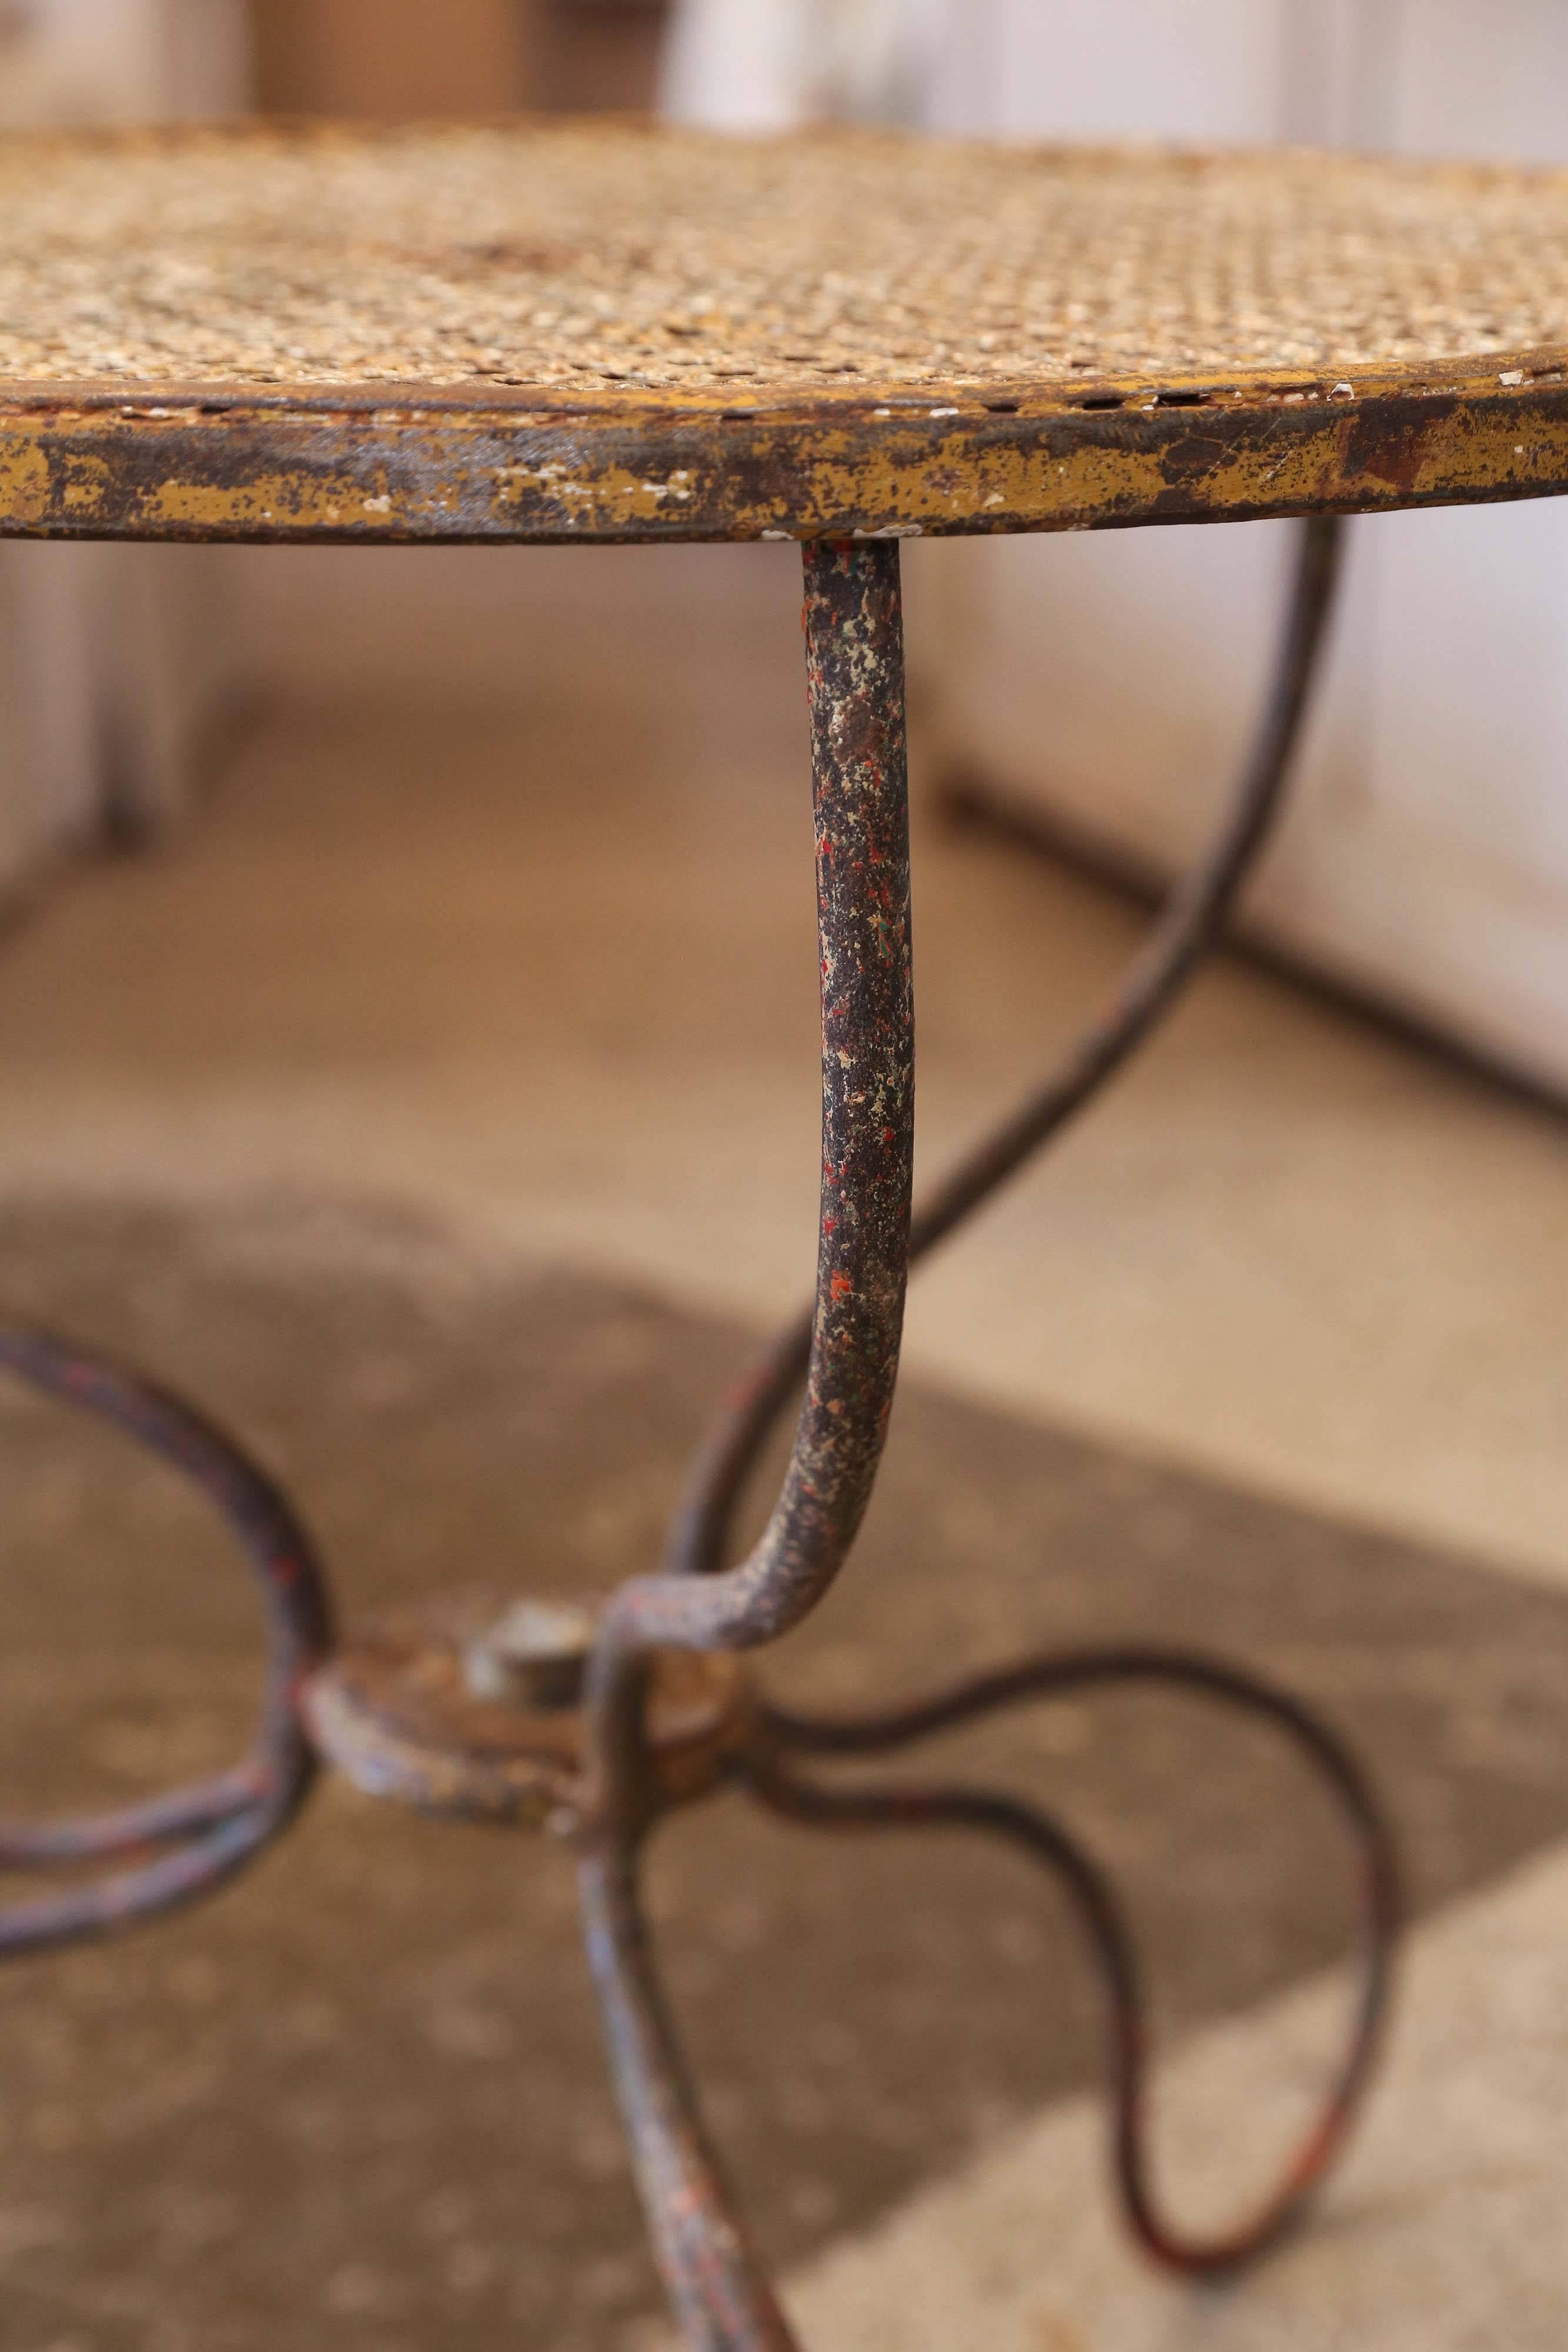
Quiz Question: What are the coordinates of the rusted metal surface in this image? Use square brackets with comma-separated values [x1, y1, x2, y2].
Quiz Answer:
[563, 523, 1395, 2348]
[580, 1838, 799, 2352]
[4, 362, 1568, 543]
[0, 524, 1402, 2350]
[0, 1326, 332, 1956]
[7, 123, 1568, 542]
[571, 539, 916, 2347]
[302, 1593, 750, 1830]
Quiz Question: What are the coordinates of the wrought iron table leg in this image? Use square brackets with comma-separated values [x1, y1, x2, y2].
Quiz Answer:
[0, 514, 1393, 2352]
[663, 515, 1344, 1590]
[571, 517, 1393, 2351]
[0, 1326, 332, 1955]
[748, 1643, 1399, 2279]
[579, 537, 917, 2349]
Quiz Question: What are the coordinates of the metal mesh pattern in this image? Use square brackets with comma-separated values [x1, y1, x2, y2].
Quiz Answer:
[4, 122, 1568, 399]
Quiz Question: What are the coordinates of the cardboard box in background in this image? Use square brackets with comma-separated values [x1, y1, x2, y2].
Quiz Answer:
[250, 0, 668, 118]
[531, 0, 670, 115]
[252, 0, 527, 116]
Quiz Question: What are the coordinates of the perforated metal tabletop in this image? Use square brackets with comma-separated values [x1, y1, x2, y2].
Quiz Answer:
[3, 121, 1568, 542]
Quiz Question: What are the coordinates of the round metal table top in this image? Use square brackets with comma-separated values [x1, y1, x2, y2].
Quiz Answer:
[4, 120, 1568, 545]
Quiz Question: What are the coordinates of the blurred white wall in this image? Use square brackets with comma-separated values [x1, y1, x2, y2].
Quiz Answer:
[666, 0, 1568, 1091]
[663, 0, 945, 128]
[0, 0, 248, 123]
[0, 1, 248, 901]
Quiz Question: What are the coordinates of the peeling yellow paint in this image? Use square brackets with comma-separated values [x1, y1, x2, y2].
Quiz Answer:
[4, 363, 1568, 546]
[0, 432, 49, 526]
[142, 470, 340, 531]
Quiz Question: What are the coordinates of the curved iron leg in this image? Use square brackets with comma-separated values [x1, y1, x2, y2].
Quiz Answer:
[579, 518, 1378, 2351]
[0, 515, 1364, 2346]
[0, 1325, 334, 1956]
[755, 1643, 1400, 2277]
[579, 537, 915, 2348]
[581, 1834, 798, 2352]
[665, 514, 1344, 1588]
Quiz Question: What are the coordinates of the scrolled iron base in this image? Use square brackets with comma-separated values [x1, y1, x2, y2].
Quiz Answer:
[0, 516, 1396, 2352]
[744, 1646, 1398, 2281]
[0, 1324, 332, 1958]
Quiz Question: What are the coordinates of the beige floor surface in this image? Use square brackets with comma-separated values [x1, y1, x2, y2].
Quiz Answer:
[781, 1840, 1568, 2352]
[3, 534, 1568, 2343]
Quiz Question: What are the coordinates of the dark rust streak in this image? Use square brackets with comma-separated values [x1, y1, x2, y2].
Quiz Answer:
[1341, 392, 1458, 494]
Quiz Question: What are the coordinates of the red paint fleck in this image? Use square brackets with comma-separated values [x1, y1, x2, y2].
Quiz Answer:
[830, 1271, 854, 1304]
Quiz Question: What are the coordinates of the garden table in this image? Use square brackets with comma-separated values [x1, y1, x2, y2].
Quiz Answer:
[4, 120, 1566, 2350]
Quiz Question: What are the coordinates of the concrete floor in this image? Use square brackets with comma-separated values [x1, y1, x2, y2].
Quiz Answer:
[4, 534, 1568, 2343]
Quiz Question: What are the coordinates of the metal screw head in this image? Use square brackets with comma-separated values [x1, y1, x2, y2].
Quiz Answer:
[463, 1599, 596, 1711]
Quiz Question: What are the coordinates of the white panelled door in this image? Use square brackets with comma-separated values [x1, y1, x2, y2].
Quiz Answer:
[915, 0, 1568, 1090]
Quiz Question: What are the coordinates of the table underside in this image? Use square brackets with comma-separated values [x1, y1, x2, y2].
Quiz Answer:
[3, 122, 1568, 542]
